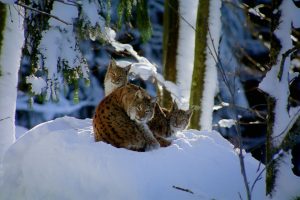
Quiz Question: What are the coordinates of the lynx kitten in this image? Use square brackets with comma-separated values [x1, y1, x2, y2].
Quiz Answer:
[148, 102, 192, 138]
[104, 59, 130, 96]
[93, 84, 160, 151]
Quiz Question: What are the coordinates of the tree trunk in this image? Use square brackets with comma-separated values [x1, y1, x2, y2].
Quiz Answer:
[265, 0, 281, 196]
[162, 0, 179, 109]
[189, 0, 209, 129]
[265, 96, 276, 195]
[0, 3, 24, 161]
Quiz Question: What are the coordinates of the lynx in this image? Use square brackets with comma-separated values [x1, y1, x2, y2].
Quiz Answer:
[148, 102, 192, 138]
[104, 59, 130, 96]
[103, 60, 190, 144]
[93, 84, 165, 151]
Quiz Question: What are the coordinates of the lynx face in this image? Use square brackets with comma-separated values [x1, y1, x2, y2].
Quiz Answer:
[127, 90, 156, 124]
[169, 103, 192, 133]
[104, 59, 130, 96]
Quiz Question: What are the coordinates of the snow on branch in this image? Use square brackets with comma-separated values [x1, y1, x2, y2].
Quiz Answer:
[258, 1, 300, 147]
[103, 27, 190, 110]
[26, 75, 47, 95]
[27, 1, 90, 102]
[15, 2, 72, 25]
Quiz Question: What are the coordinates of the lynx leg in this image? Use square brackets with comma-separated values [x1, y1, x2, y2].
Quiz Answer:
[155, 134, 171, 147]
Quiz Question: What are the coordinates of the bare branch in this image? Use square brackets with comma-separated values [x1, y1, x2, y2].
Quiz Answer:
[250, 167, 265, 194]
[168, 2, 253, 199]
[54, 0, 78, 7]
[172, 186, 194, 194]
[250, 150, 285, 194]
[273, 108, 300, 140]
[0, 117, 10, 122]
[15, 2, 72, 25]
[277, 46, 299, 80]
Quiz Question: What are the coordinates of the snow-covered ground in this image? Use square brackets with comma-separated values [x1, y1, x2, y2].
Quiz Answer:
[0, 116, 266, 200]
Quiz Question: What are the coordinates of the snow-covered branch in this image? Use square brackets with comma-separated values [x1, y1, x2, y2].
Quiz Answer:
[103, 27, 190, 110]
[259, 1, 300, 147]
[15, 2, 72, 25]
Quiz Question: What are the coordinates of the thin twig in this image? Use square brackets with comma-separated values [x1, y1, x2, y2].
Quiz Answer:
[238, 192, 243, 200]
[0, 117, 10, 122]
[218, 102, 267, 120]
[277, 46, 299, 80]
[54, 0, 78, 7]
[250, 150, 284, 194]
[237, 46, 269, 71]
[272, 108, 300, 140]
[15, 2, 72, 25]
[207, 16, 252, 200]
[172, 186, 194, 194]
[250, 166, 265, 194]
[167, 2, 196, 31]
[168, 2, 252, 199]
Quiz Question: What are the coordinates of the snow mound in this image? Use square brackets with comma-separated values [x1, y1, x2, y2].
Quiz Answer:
[0, 117, 265, 200]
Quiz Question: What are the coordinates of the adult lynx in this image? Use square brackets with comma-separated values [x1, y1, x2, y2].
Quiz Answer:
[93, 84, 161, 151]
[104, 59, 130, 96]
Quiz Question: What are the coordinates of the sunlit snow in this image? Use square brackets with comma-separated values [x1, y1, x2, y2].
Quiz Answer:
[0, 117, 265, 200]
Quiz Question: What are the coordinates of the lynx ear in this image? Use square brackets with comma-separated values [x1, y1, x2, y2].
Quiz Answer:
[135, 90, 143, 99]
[172, 101, 179, 111]
[124, 64, 131, 72]
[110, 59, 117, 69]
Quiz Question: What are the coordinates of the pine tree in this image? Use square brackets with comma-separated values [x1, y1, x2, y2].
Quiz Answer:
[161, 0, 179, 108]
[189, 0, 210, 129]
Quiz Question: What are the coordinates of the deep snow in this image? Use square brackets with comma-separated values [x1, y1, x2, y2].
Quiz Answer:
[0, 116, 266, 200]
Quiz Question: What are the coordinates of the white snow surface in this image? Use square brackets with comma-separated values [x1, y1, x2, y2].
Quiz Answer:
[0, 116, 266, 200]
[270, 152, 300, 200]
[81, 1, 104, 27]
[15, 125, 28, 139]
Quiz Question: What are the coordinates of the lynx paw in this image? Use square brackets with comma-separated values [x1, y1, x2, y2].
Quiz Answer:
[159, 139, 171, 147]
[154, 134, 171, 147]
[145, 141, 160, 151]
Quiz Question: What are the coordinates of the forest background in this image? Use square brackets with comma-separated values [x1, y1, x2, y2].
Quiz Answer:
[0, 0, 300, 199]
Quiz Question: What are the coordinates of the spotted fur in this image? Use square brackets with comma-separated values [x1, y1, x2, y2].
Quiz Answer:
[93, 84, 160, 151]
[148, 102, 192, 138]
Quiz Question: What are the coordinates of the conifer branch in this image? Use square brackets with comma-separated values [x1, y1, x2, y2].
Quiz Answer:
[15, 1, 72, 25]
